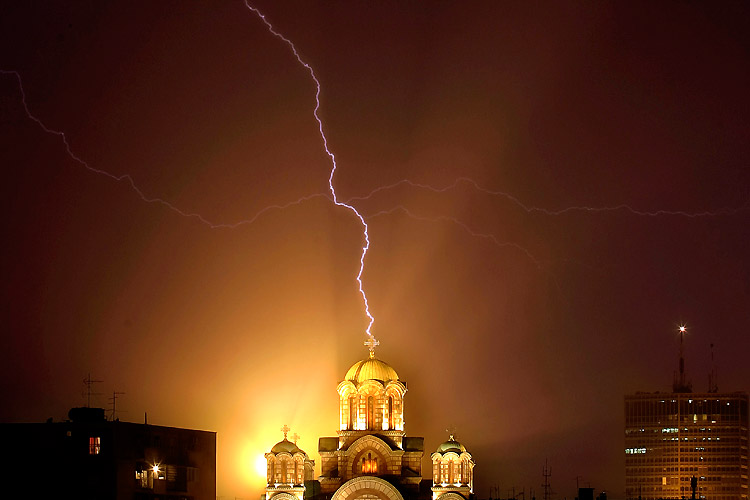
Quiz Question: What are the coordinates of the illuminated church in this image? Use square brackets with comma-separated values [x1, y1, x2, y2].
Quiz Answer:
[263, 339, 475, 500]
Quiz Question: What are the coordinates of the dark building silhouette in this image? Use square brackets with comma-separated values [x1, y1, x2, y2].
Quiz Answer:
[577, 488, 594, 500]
[4, 407, 216, 500]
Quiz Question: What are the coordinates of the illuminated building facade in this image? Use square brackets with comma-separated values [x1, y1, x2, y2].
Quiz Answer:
[624, 392, 749, 499]
[263, 344, 475, 500]
[264, 426, 316, 500]
[4, 407, 216, 499]
[431, 436, 475, 500]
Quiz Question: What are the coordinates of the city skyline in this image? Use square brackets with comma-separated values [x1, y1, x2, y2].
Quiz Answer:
[2, 2, 749, 498]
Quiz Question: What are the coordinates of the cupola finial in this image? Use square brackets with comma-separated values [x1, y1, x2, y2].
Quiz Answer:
[364, 335, 379, 358]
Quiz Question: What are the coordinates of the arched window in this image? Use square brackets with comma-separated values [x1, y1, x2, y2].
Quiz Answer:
[349, 396, 356, 430]
[367, 396, 375, 430]
[285, 459, 293, 484]
[388, 396, 394, 429]
[362, 452, 378, 474]
[448, 459, 454, 484]
[280, 459, 287, 484]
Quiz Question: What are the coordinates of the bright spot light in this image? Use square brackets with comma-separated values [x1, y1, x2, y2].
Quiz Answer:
[152, 465, 160, 473]
[255, 454, 267, 479]
[679, 325, 687, 333]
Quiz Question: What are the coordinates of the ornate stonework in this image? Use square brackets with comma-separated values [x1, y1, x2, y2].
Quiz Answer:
[431, 436, 475, 500]
[318, 354, 423, 497]
[263, 350, 475, 500]
[331, 476, 405, 500]
[264, 428, 315, 500]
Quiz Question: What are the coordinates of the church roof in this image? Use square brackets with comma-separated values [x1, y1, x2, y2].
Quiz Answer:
[345, 357, 399, 383]
[270, 438, 302, 454]
[436, 438, 466, 454]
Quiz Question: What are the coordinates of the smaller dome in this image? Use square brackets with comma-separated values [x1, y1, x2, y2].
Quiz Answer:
[271, 439, 302, 454]
[345, 357, 399, 383]
[436, 438, 466, 454]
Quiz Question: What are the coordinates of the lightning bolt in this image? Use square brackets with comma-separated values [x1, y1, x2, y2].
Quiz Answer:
[7, 4, 743, 353]
[366, 205, 544, 269]
[346, 177, 750, 218]
[244, 3, 376, 341]
[0, 68, 331, 229]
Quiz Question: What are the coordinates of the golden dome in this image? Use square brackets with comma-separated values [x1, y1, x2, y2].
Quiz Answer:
[270, 438, 302, 454]
[345, 357, 399, 383]
[436, 438, 466, 454]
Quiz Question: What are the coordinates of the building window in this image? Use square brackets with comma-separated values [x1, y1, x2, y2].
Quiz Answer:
[367, 396, 375, 430]
[362, 452, 378, 474]
[388, 396, 394, 429]
[135, 464, 153, 489]
[349, 396, 356, 430]
[89, 436, 101, 455]
[280, 459, 288, 484]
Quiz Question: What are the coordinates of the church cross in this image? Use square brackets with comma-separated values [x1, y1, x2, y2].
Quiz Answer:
[364, 335, 379, 358]
[291, 433, 300, 444]
[446, 425, 457, 441]
[281, 424, 290, 440]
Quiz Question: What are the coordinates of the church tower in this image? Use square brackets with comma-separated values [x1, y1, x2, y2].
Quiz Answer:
[261, 336, 479, 500]
[318, 337, 425, 500]
[264, 426, 315, 500]
[431, 434, 475, 500]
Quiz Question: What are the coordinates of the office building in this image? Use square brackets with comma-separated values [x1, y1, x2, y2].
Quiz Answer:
[624, 329, 748, 499]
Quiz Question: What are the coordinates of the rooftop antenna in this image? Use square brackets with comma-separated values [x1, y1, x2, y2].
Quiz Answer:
[708, 343, 718, 393]
[672, 325, 692, 393]
[490, 484, 501, 500]
[542, 459, 551, 500]
[83, 373, 103, 408]
[108, 390, 126, 421]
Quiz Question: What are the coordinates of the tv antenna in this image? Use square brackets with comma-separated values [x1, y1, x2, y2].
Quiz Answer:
[83, 373, 103, 407]
[542, 459, 552, 500]
[109, 390, 126, 420]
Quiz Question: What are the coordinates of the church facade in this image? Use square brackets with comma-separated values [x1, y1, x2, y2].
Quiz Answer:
[262, 344, 475, 500]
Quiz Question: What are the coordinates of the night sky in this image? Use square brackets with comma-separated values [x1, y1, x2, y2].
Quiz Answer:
[2, 2, 749, 498]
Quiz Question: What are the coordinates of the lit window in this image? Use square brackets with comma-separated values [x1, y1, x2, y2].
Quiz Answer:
[135, 464, 154, 489]
[361, 453, 378, 474]
[89, 436, 101, 455]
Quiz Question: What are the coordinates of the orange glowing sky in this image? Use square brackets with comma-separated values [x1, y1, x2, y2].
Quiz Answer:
[1, 2, 749, 498]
